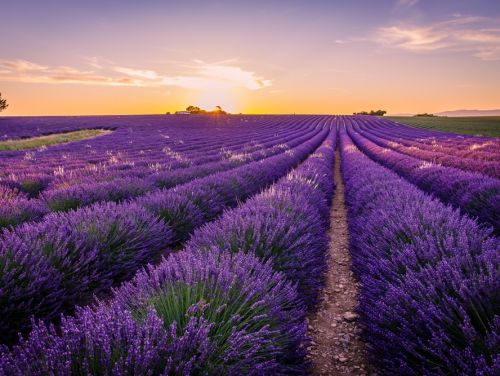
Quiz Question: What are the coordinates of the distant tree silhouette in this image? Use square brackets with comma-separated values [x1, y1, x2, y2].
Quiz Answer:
[214, 105, 227, 114]
[0, 92, 8, 112]
[353, 109, 386, 116]
[185, 105, 228, 114]
[186, 105, 202, 113]
[414, 113, 436, 117]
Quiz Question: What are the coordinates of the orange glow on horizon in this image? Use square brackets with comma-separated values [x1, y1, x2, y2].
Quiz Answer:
[194, 90, 239, 114]
[1, 1, 500, 117]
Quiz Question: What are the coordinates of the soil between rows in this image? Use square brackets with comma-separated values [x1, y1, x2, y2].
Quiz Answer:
[307, 148, 369, 375]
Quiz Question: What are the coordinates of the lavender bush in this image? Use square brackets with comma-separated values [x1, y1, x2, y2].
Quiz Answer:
[340, 126, 499, 375]
[0, 249, 307, 375]
[353, 117, 500, 179]
[0, 115, 324, 228]
[346, 118, 500, 233]
[0, 119, 329, 346]
[187, 129, 336, 309]
[0, 202, 171, 344]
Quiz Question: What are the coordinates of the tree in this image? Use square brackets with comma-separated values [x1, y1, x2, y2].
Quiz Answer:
[414, 113, 436, 117]
[185, 105, 228, 115]
[353, 109, 386, 116]
[0, 92, 7, 112]
[214, 105, 227, 114]
[370, 110, 386, 116]
[186, 105, 202, 114]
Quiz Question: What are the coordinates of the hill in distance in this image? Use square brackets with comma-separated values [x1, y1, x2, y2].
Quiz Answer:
[435, 109, 500, 117]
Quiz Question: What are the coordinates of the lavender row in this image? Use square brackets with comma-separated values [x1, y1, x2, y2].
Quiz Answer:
[1, 116, 318, 183]
[363, 116, 500, 158]
[346, 118, 500, 233]
[365, 118, 499, 160]
[0, 114, 293, 141]
[340, 128, 499, 375]
[9, 118, 309, 190]
[0, 115, 290, 196]
[0, 124, 329, 345]
[56, 118, 310, 185]
[0, 118, 310, 200]
[353, 118, 500, 178]
[44, 119, 319, 204]
[0, 250, 306, 375]
[0, 121, 323, 229]
[186, 125, 336, 309]
[0, 121, 337, 374]
[0, 116, 311, 195]
[0, 122, 319, 230]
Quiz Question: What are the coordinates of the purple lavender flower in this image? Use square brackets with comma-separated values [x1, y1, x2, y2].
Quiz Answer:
[0, 201, 171, 344]
[340, 124, 499, 375]
[1, 249, 307, 375]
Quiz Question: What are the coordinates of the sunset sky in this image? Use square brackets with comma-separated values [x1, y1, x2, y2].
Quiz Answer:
[1, 0, 499, 115]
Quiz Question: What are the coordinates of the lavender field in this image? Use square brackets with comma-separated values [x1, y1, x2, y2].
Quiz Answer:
[0, 115, 498, 375]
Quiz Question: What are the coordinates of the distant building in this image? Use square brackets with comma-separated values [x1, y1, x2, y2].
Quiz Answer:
[175, 111, 191, 115]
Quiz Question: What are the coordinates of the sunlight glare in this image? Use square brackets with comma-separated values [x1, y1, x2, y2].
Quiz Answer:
[195, 90, 239, 113]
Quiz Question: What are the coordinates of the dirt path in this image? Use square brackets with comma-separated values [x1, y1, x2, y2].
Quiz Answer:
[306, 149, 369, 375]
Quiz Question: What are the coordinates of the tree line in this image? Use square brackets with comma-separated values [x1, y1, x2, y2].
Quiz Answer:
[353, 110, 386, 116]
[185, 105, 227, 114]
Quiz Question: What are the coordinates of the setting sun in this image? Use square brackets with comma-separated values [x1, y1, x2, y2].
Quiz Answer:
[195, 90, 239, 114]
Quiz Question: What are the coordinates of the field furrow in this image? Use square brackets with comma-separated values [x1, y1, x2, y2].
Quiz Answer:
[346, 117, 500, 233]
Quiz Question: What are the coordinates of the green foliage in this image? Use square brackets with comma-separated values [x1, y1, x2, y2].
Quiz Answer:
[0, 129, 112, 151]
[20, 180, 46, 197]
[387, 116, 500, 137]
[46, 197, 80, 212]
[133, 281, 275, 369]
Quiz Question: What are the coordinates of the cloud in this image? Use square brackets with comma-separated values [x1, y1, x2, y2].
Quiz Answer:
[334, 36, 369, 45]
[375, 16, 500, 60]
[195, 63, 271, 90]
[113, 67, 162, 81]
[0, 59, 272, 90]
[111, 61, 271, 90]
[377, 25, 450, 51]
[1, 60, 49, 72]
[0, 59, 139, 86]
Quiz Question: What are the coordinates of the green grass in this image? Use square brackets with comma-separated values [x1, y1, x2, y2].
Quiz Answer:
[0, 129, 112, 151]
[387, 116, 500, 137]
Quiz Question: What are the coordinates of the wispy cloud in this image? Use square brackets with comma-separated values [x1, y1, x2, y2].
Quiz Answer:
[0, 60, 131, 86]
[334, 36, 370, 45]
[0, 59, 272, 90]
[375, 16, 500, 60]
